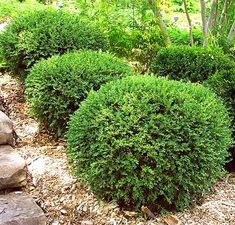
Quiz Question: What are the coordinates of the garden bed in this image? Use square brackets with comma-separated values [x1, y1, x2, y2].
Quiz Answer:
[0, 73, 234, 224]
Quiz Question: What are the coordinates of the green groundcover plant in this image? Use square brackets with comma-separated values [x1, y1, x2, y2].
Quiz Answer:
[67, 75, 232, 212]
[25, 50, 134, 136]
[0, 9, 109, 74]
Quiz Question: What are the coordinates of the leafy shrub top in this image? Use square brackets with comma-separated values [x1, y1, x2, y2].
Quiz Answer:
[25, 50, 134, 136]
[149, 46, 235, 83]
[67, 75, 232, 211]
[204, 68, 235, 128]
[204, 68, 235, 171]
[0, 0, 47, 23]
[168, 28, 203, 46]
[0, 9, 109, 73]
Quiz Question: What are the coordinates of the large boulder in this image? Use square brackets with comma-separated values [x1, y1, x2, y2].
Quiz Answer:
[0, 145, 27, 190]
[0, 192, 46, 225]
[0, 111, 13, 145]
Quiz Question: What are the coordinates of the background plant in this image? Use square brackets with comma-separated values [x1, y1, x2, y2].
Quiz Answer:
[73, 0, 165, 68]
[54, 0, 234, 70]
[150, 46, 235, 83]
[169, 28, 203, 46]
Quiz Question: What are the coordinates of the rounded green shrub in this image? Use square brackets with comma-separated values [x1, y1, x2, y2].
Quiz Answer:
[0, 9, 109, 74]
[25, 50, 134, 136]
[204, 68, 235, 125]
[204, 68, 235, 171]
[149, 46, 235, 83]
[67, 76, 232, 211]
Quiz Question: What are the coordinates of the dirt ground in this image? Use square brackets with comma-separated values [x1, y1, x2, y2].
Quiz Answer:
[0, 73, 234, 225]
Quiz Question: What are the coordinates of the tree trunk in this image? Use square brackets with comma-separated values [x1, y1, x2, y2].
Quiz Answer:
[207, 0, 219, 34]
[219, 0, 229, 25]
[200, 0, 207, 46]
[183, 0, 194, 46]
[228, 21, 235, 42]
[148, 0, 171, 46]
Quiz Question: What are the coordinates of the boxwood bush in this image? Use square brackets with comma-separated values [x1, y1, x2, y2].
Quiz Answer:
[0, 0, 47, 23]
[149, 46, 235, 83]
[204, 69, 235, 171]
[67, 76, 232, 211]
[25, 50, 134, 136]
[204, 68, 235, 125]
[0, 9, 109, 74]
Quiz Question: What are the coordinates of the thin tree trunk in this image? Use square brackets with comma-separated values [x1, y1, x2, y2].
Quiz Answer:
[228, 21, 235, 42]
[219, 0, 233, 35]
[207, 0, 219, 34]
[200, 0, 207, 46]
[219, 0, 229, 25]
[148, 0, 171, 46]
[183, 0, 194, 46]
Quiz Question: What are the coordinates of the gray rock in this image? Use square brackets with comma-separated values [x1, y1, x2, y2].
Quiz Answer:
[0, 192, 46, 225]
[0, 22, 8, 32]
[0, 111, 13, 145]
[0, 145, 27, 190]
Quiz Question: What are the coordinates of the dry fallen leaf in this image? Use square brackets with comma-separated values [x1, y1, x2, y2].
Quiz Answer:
[141, 206, 155, 219]
[162, 215, 182, 225]
[80, 221, 93, 225]
[123, 210, 138, 217]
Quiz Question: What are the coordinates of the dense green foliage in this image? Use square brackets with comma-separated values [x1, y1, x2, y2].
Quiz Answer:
[0, 46, 7, 72]
[204, 68, 235, 128]
[171, 0, 200, 13]
[0, 9, 109, 74]
[169, 28, 203, 46]
[150, 46, 235, 83]
[211, 0, 235, 51]
[75, 1, 165, 67]
[0, 0, 46, 23]
[107, 20, 164, 65]
[0, 0, 19, 22]
[25, 50, 134, 136]
[204, 69, 235, 171]
[67, 76, 232, 211]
